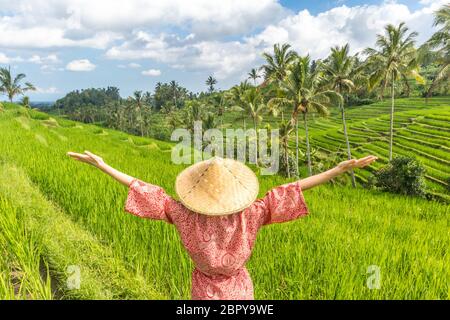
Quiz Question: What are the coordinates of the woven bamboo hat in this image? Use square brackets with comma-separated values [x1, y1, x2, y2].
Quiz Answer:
[175, 157, 259, 216]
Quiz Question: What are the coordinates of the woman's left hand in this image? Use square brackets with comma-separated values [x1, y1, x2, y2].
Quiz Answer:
[336, 155, 378, 173]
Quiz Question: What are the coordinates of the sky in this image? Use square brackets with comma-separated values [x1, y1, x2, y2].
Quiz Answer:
[0, 0, 446, 101]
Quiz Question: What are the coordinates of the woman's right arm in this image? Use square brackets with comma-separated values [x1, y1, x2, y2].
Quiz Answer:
[67, 151, 134, 186]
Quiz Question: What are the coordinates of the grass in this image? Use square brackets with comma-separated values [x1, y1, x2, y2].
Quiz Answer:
[0, 194, 52, 299]
[274, 97, 450, 199]
[252, 186, 449, 299]
[0, 100, 448, 299]
[0, 163, 163, 299]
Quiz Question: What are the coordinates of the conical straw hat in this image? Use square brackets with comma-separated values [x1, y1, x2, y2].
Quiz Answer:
[175, 157, 259, 216]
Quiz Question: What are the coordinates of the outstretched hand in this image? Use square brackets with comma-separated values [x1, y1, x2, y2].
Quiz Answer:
[67, 150, 134, 186]
[336, 155, 378, 173]
[67, 150, 105, 169]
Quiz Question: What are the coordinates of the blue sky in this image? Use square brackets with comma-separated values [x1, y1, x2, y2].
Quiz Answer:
[0, 0, 446, 101]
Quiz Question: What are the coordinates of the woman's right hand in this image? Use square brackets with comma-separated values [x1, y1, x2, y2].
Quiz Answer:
[67, 150, 106, 169]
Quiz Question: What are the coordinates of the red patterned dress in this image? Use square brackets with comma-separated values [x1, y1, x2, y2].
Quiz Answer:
[125, 179, 309, 300]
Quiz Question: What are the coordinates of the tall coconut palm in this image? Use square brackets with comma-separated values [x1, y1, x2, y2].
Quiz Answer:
[269, 56, 339, 176]
[423, 4, 449, 98]
[209, 93, 227, 127]
[0, 66, 36, 102]
[279, 120, 294, 178]
[265, 82, 289, 120]
[161, 103, 176, 114]
[203, 112, 217, 130]
[128, 91, 147, 136]
[183, 100, 205, 132]
[167, 110, 182, 131]
[169, 80, 179, 107]
[227, 81, 252, 129]
[143, 91, 152, 105]
[364, 22, 423, 160]
[206, 76, 217, 93]
[321, 44, 363, 187]
[105, 101, 120, 129]
[261, 43, 297, 83]
[247, 68, 261, 86]
[232, 87, 266, 163]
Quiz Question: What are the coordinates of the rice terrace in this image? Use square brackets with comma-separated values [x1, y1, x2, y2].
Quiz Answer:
[0, 0, 449, 301]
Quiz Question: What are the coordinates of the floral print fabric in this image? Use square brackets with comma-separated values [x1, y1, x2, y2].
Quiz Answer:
[125, 178, 309, 300]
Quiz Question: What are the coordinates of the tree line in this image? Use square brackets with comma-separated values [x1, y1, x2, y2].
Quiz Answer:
[1, 5, 448, 179]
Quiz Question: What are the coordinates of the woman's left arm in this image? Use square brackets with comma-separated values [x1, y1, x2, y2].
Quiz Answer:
[298, 155, 378, 191]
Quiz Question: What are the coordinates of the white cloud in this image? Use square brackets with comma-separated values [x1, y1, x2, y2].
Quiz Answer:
[249, 1, 447, 60]
[0, 0, 445, 84]
[35, 86, 59, 94]
[28, 54, 60, 64]
[40, 64, 64, 73]
[0, 15, 121, 49]
[66, 59, 96, 71]
[118, 62, 141, 69]
[0, 0, 284, 49]
[0, 52, 23, 64]
[106, 32, 258, 79]
[104, 1, 444, 81]
[141, 69, 161, 76]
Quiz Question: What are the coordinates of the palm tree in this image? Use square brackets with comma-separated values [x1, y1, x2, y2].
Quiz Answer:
[232, 87, 267, 164]
[0, 66, 36, 102]
[128, 91, 147, 136]
[20, 95, 32, 118]
[321, 44, 363, 187]
[244, 88, 266, 133]
[190, 102, 203, 122]
[265, 81, 288, 120]
[279, 120, 294, 178]
[209, 94, 227, 127]
[167, 111, 182, 131]
[364, 22, 423, 160]
[423, 4, 449, 99]
[227, 81, 252, 129]
[143, 91, 152, 105]
[105, 101, 120, 129]
[247, 68, 261, 86]
[206, 76, 217, 93]
[161, 103, 176, 114]
[269, 56, 338, 176]
[183, 100, 205, 132]
[232, 87, 266, 163]
[169, 80, 179, 107]
[203, 112, 217, 130]
[261, 43, 297, 83]
[21, 96, 31, 109]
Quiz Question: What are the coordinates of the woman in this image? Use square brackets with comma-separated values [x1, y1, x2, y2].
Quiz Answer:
[67, 151, 377, 300]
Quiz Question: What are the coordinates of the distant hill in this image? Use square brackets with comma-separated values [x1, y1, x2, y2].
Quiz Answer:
[30, 101, 55, 110]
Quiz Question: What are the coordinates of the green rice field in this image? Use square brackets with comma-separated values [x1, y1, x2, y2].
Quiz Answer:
[225, 96, 450, 201]
[0, 98, 449, 299]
